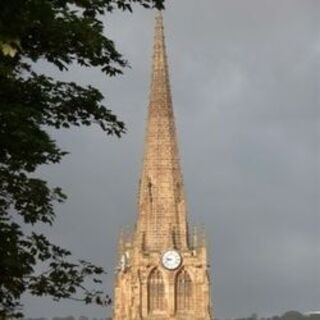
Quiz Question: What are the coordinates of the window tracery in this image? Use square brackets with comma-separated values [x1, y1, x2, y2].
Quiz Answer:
[148, 268, 165, 312]
[176, 269, 193, 312]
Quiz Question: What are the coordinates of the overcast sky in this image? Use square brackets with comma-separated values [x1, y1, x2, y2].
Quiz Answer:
[24, 0, 319, 319]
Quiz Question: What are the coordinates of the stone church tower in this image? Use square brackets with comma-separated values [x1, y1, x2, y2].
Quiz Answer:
[113, 12, 213, 320]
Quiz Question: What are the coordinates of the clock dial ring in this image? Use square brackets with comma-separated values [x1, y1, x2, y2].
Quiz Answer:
[161, 250, 182, 270]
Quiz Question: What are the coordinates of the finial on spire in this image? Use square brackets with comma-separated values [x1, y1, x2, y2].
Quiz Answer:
[155, 10, 164, 27]
[155, 9, 163, 18]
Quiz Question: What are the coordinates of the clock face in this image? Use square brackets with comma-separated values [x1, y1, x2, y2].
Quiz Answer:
[161, 250, 182, 270]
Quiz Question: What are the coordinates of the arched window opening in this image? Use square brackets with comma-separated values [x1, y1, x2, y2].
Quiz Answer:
[176, 269, 193, 312]
[148, 268, 165, 312]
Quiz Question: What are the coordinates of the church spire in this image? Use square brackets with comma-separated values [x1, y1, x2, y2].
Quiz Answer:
[113, 12, 214, 320]
[135, 12, 188, 251]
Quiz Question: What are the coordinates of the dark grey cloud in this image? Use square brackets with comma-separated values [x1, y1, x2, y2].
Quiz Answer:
[24, 0, 319, 319]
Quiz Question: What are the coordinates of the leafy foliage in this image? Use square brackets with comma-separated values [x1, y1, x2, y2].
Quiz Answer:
[0, 0, 165, 318]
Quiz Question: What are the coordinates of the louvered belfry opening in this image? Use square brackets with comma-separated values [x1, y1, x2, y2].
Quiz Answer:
[176, 269, 193, 312]
[148, 268, 166, 313]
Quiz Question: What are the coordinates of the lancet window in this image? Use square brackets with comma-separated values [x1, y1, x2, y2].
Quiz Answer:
[176, 269, 193, 312]
[148, 268, 165, 312]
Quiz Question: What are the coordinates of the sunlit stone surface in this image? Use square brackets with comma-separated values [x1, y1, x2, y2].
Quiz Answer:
[113, 13, 213, 320]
